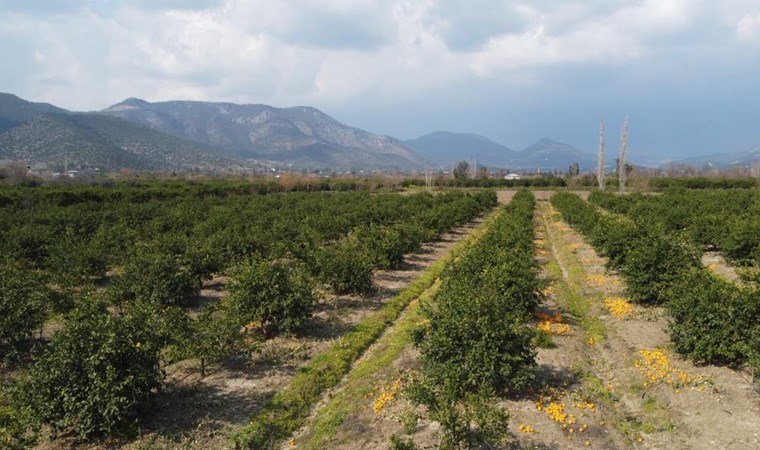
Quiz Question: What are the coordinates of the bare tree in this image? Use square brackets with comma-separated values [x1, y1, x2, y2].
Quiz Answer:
[618, 116, 629, 194]
[751, 162, 760, 178]
[597, 119, 606, 190]
[0, 160, 29, 185]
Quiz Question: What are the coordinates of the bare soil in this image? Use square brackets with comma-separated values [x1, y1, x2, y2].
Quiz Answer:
[50, 216, 488, 450]
[702, 251, 742, 284]
[506, 202, 760, 450]
[309, 200, 760, 450]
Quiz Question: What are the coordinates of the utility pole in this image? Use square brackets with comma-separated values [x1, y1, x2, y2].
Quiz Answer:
[597, 119, 606, 190]
[618, 116, 629, 194]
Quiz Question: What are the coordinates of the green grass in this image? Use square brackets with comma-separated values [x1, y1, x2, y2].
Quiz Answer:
[539, 203, 606, 344]
[232, 210, 500, 449]
[299, 283, 437, 449]
[539, 203, 682, 444]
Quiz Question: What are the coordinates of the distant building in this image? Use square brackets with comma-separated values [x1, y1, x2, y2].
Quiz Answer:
[504, 173, 521, 180]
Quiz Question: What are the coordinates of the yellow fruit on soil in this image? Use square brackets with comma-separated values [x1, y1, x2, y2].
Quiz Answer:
[604, 297, 634, 319]
[635, 348, 695, 389]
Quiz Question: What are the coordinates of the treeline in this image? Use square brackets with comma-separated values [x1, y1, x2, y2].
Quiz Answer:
[408, 190, 539, 447]
[402, 177, 567, 188]
[647, 177, 758, 189]
[0, 185, 496, 445]
[551, 192, 759, 377]
[0, 177, 386, 207]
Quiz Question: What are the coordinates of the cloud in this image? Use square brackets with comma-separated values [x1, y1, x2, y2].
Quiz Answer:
[1, 0, 760, 160]
[737, 13, 760, 41]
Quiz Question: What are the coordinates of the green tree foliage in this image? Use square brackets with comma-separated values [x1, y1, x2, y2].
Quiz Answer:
[411, 190, 538, 447]
[352, 225, 406, 270]
[552, 191, 759, 370]
[619, 232, 699, 304]
[186, 303, 244, 377]
[0, 264, 47, 360]
[0, 389, 38, 449]
[0, 182, 499, 445]
[227, 259, 315, 336]
[315, 238, 375, 295]
[111, 247, 199, 307]
[19, 297, 163, 440]
[665, 269, 760, 367]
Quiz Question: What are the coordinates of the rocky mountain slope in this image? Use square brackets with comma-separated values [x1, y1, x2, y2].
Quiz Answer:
[101, 98, 423, 170]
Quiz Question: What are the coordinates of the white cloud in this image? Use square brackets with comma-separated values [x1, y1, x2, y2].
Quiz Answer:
[737, 13, 760, 41]
[0, 0, 757, 112]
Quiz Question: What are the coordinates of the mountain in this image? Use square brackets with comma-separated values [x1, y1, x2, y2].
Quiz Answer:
[0, 92, 69, 133]
[513, 138, 597, 171]
[0, 112, 247, 172]
[404, 131, 515, 167]
[101, 99, 423, 170]
[406, 132, 597, 171]
[668, 148, 760, 170]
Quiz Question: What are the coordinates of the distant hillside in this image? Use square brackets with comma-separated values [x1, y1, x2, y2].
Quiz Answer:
[0, 92, 69, 133]
[406, 132, 597, 171]
[669, 149, 760, 170]
[513, 138, 597, 171]
[404, 131, 515, 167]
[0, 113, 247, 172]
[101, 99, 423, 170]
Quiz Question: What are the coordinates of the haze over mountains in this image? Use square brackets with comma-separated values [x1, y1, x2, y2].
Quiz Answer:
[0, 92, 757, 174]
[405, 132, 597, 171]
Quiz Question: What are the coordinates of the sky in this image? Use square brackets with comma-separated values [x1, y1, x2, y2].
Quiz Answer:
[2, 0, 760, 161]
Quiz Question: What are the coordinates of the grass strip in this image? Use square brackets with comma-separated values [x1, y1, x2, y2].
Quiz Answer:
[298, 283, 437, 449]
[232, 210, 500, 449]
[538, 203, 606, 343]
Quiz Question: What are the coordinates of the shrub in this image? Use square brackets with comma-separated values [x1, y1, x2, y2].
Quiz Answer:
[187, 303, 244, 376]
[665, 269, 760, 366]
[0, 264, 48, 360]
[227, 259, 315, 336]
[0, 389, 38, 449]
[619, 231, 698, 304]
[352, 225, 406, 270]
[411, 190, 537, 448]
[315, 238, 375, 295]
[406, 383, 510, 449]
[111, 248, 198, 307]
[19, 297, 163, 440]
[721, 216, 760, 264]
[589, 215, 640, 269]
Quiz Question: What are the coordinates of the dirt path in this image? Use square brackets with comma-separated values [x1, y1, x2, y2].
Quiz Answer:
[702, 251, 742, 284]
[507, 201, 760, 450]
[99, 216, 491, 450]
[282, 216, 493, 450]
[285, 202, 510, 450]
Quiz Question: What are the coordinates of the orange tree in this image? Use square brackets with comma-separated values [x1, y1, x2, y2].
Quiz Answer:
[18, 296, 163, 440]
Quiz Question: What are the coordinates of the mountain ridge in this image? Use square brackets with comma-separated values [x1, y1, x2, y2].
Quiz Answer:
[406, 131, 598, 171]
[0, 112, 247, 172]
[4, 92, 756, 173]
[101, 98, 423, 170]
[0, 92, 70, 133]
